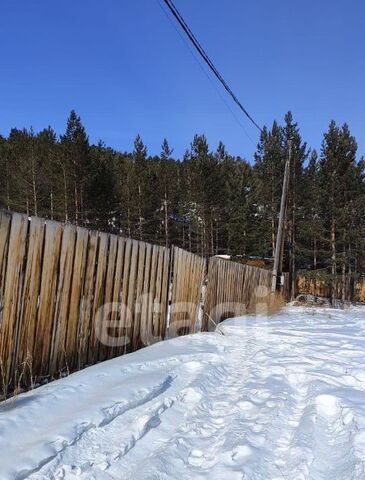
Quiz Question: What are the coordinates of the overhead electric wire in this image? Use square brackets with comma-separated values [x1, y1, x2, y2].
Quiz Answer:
[156, 0, 256, 144]
[161, 0, 262, 133]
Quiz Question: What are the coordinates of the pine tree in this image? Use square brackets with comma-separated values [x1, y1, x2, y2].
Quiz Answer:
[133, 135, 148, 240]
[182, 135, 222, 255]
[300, 150, 323, 270]
[282, 111, 308, 298]
[158, 138, 175, 247]
[36, 127, 59, 219]
[86, 142, 118, 231]
[318, 121, 363, 302]
[0, 135, 11, 211]
[60, 110, 90, 224]
[218, 144, 252, 256]
[253, 122, 284, 258]
[114, 151, 135, 237]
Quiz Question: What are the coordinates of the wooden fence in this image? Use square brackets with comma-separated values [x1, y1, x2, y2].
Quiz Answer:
[204, 257, 276, 329]
[297, 275, 365, 302]
[169, 247, 206, 337]
[0, 211, 282, 395]
[0, 212, 174, 391]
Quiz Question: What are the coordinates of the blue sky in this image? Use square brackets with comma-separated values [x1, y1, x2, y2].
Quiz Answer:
[0, 0, 364, 160]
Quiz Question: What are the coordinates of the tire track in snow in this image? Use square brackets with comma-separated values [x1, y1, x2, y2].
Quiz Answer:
[11, 307, 365, 480]
[23, 375, 175, 479]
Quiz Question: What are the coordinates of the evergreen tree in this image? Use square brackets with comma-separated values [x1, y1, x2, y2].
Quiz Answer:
[282, 111, 308, 298]
[60, 110, 90, 224]
[300, 150, 323, 270]
[1, 111, 364, 298]
[318, 121, 363, 302]
[253, 122, 284, 258]
[133, 135, 148, 240]
[36, 127, 59, 219]
[0, 135, 11, 211]
[157, 138, 175, 247]
[86, 142, 118, 231]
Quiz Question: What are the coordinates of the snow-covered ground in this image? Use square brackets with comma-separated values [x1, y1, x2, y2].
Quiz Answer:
[1, 306, 365, 479]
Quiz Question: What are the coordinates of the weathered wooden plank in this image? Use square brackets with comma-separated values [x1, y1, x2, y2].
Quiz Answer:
[132, 241, 146, 350]
[170, 247, 182, 336]
[169, 247, 205, 338]
[146, 244, 159, 344]
[16, 217, 46, 383]
[107, 236, 126, 357]
[159, 247, 170, 340]
[0, 211, 11, 327]
[139, 242, 152, 348]
[117, 238, 132, 355]
[77, 230, 98, 368]
[64, 227, 89, 370]
[87, 232, 108, 365]
[152, 247, 164, 339]
[202, 257, 212, 330]
[170, 247, 183, 336]
[0, 211, 11, 288]
[124, 240, 139, 352]
[98, 233, 118, 361]
[49, 224, 77, 376]
[0, 213, 28, 387]
[33, 220, 63, 379]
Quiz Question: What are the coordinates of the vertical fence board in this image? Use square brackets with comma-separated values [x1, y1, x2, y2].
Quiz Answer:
[98, 234, 118, 361]
[140, 243, 152, 348]
[158, 248, 170, 340]
[17, 217, 45, 380]
[65, 227, 89, 370]
[0, 213, 28, 386]
[124, 240, 139, 352]
[0, 212, 11, 301]
[33, 220, 63, 378]
[107, 236, 126, 357]
[77, 230, 98, 368]
[88, 232, 108, 365]
[146, 245, 159, 344]
[120, 237, 132, 345]
[132, 241, 146, 351]
[0, 212, 12, 337]
[49, 224, 76, 376]
[170, 247, 206, 338]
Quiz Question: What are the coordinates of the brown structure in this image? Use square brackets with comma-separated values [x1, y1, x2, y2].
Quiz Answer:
[0, 211, 286, 395]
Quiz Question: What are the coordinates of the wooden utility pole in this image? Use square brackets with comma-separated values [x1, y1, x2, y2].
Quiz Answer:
[271, 141, 291, 293]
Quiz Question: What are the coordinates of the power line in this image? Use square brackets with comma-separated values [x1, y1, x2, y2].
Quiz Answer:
[161, 0, 262, 133]
[156, 0, 256, 145]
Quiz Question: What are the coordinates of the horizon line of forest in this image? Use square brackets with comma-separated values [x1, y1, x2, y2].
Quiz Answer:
[1, 109, 364, 297]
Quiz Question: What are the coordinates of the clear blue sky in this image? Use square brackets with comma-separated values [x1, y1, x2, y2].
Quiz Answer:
[1, 0, 364, 160]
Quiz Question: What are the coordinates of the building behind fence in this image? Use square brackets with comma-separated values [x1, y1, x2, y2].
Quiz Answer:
[0, 211, 285, 394]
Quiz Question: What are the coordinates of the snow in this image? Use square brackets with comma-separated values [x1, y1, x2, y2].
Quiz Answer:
[1, 305, 365, 479]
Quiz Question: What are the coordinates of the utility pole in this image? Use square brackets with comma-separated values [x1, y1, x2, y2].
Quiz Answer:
[271, 141, 291, 293]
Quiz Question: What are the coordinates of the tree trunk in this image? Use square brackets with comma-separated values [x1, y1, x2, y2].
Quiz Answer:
[63, 168, 68, 223]
[32, 163, 38, 217]
[6, 157, 10, 210]
[50, 189, 54, 220]
[74, 178, 79, 225]
[331, 217, 336, 305]
[164, 194, 169, 248]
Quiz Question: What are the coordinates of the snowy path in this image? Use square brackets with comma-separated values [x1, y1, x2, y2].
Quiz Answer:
[1, 306, 365, 479]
